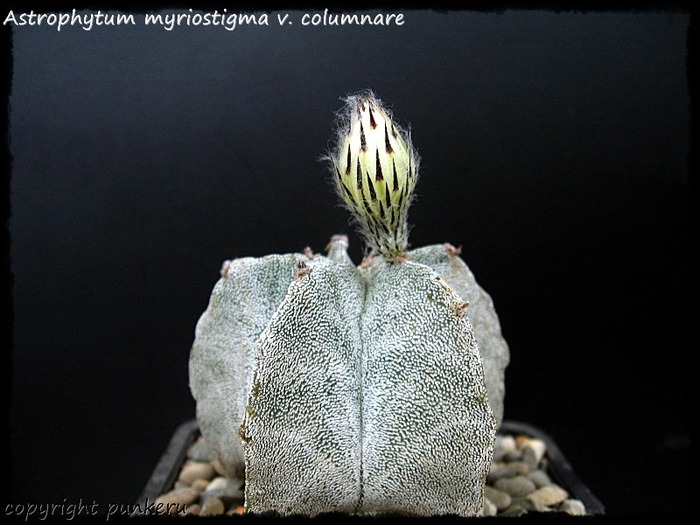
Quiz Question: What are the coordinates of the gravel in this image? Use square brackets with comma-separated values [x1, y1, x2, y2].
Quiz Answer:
[155, 432, 589, 516]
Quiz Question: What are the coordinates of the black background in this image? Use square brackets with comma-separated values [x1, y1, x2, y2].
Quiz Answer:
[4, 2, 690, 518]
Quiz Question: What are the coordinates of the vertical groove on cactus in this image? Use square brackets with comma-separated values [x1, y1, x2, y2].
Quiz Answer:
[233, 241, 496, 517]
[355, 271, 369, 514]
[358, 258, 495, 515]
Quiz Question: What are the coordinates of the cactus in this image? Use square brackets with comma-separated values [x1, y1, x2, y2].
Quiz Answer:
[189, 91, 510, 516]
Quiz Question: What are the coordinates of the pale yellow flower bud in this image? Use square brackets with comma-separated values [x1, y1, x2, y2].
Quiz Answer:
[328, 91, 419, 259]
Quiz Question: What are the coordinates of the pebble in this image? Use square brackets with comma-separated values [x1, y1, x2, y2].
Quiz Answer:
[484, 486, 511, 510]
[185, 504, 201, 516]
[187, 436, 215, 463]
[503, 451, 522, 462]
[206, 476, 229, 492]
[527, 484, 569, 507]
[200, 478, 244, 505]
[200, 497, 225, 516]
[509, 461, 531, 475]
[487, 464, 518, 483]
[494, 475, 537, 497]
[159, 432, 590, 517]
[155, 487, 200, 507]
[493, 435, 517, 461]
[522, 439, 546, 469]
[211, 458, 228, 477]
[178, 461, 216, 485]
[191, 479, 209, 492]
[482, 498, 497, 517]
[515, 435, 530, 449]
[501, 503, 527, 517]
[559, 499, 587, 516]
[526, 470, 552, 488]
[511, 497, 551, 513]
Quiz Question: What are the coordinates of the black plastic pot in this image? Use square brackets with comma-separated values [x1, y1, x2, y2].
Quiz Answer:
[137, 419, 605, 516]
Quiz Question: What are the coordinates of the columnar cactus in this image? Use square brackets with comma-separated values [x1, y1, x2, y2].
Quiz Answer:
[189, 91, 510, 517]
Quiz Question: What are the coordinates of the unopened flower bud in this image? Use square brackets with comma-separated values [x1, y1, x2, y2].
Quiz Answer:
[327, 91, 419, 259]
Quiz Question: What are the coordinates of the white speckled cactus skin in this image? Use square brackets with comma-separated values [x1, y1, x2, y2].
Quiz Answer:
[188, 91, 511, 517]
[188, 252, 314, 479]
[409, 244, 510, 427]
[189, 238, 508, 516]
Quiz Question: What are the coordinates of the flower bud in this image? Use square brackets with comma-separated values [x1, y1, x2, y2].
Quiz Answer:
[328, 91, 419, 259]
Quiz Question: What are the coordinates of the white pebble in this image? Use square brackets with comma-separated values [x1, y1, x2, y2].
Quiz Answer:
[191, 479, 209, 492]
[527, 484, 568, 507]
[522, 439, 546, 467]
[155, 487, 200, 507]
[484, 486, 512, 510]
[494, 476, 537, 497]
[206, 476, 228, 492]
[178, 460, 215, 485]
[482, 497, 497, 517]
[494, 435, 517, 461]
[560, 499, 587, 515]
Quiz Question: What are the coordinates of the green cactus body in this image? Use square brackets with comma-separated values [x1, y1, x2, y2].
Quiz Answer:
[190, 239, 506, 516]
[188, 91, 511, 517]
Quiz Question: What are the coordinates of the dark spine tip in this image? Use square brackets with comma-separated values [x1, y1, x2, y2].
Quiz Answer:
[362, 198, 373, 218]
[384, 122, 393, 154]
[391, 123, 398, 138]
[375, 149, 384, 181]
[392, 159, 399, 191]
[384, 186, 391, 209]
[356, 162, 363, 189]
[367, 173, 377, 201]
[360, 121, 367, 151]
[397, 188, 405, 210]
[378, 200, 385, 220]
[345, 143, 352, 175]
[368, 106, 377, 129]
[341, 182, 354, 201]
[335, 166, 342, 181]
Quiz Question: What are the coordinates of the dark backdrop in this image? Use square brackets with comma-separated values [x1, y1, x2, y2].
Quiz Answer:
[4, 5, 689, 517]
